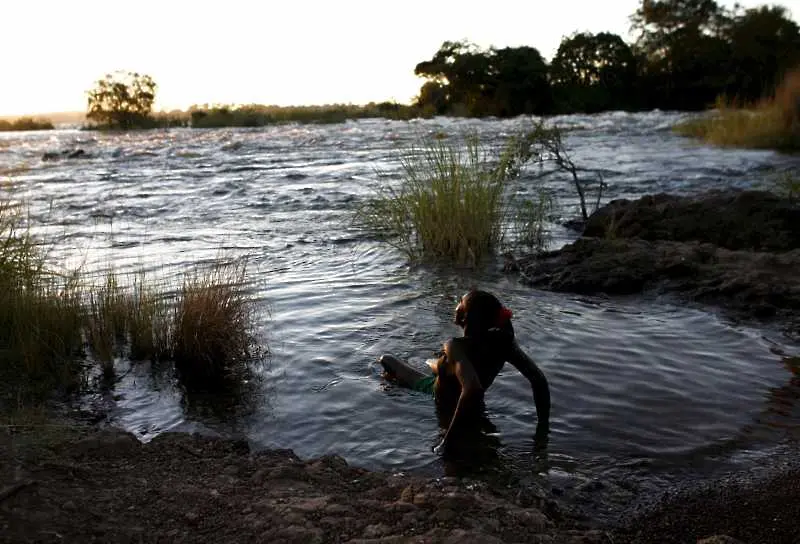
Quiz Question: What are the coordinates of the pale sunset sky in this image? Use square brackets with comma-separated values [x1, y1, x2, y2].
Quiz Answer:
[1, 0, 797, 115]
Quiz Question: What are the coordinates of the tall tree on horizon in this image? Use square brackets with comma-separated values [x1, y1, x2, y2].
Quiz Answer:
[86, 71, 157, 130]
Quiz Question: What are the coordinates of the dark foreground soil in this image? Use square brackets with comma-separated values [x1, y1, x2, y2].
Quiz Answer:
[2, 424, 800, 544]
[1, 426, 606, 544]
[613, 464, 800, 544]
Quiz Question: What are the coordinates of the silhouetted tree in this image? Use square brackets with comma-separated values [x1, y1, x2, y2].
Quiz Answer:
[550, 32, 637, 112]
[488, 46, 551, 116]
[416, 81, 449, 116]
[411, 2, 800, 116]
[414, 41, 551, 117]
[631, 0, 732, 109]
[86, 71, 157, 129]
[723, 5, 800, 102]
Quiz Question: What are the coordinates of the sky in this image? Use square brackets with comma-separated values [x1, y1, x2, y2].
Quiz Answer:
[1, 0, 798, 115]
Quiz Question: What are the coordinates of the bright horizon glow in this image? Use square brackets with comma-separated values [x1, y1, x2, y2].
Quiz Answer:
[1, 0, 797, 116]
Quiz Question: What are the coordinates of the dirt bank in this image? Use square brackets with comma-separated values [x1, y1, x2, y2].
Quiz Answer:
[3, 425, 798, 543]
[4, 424, 800, 543]
[1, 427, 605, 544]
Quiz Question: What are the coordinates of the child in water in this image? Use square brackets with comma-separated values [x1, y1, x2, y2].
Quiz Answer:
[379, 289, 550, 453]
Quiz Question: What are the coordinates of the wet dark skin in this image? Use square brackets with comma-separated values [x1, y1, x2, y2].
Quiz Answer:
[379, 290, 551, 454]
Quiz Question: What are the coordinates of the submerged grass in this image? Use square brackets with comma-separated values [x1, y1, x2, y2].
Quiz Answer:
[674, 69, 800, 151]
[354, 130, 554, 264]
[1, 179, 264, 411]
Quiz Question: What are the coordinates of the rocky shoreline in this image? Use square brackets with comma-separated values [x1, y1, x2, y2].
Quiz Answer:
[1, 426, 607, 543]
[2, 425, 798, 543]
[512, 189, 800, 335]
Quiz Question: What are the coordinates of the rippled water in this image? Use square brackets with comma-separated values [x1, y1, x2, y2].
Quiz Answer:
[2, 113, 799, 493]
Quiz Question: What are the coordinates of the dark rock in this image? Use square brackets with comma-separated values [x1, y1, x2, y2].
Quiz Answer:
[518, 237, 800, 324]
[582, 190, 800, 252]
[563, 218, 586, 232]
[42, 149, 88, 161]
[69, 431, 140, 458]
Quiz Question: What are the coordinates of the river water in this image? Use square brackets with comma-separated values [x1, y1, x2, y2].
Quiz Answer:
[2, 112, 799, 505]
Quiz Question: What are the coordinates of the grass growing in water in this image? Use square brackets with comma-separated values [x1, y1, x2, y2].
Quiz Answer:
[1, 179, 264, 410]
[0, 188, 84, 407]
[354, 129, 567, 264]
[170, 259, 258, 387]
[127, 271, 169, 361]
[674, 68, 800, 151]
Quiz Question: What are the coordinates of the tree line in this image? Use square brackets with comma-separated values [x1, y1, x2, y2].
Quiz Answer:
[414, 0, 800, 116]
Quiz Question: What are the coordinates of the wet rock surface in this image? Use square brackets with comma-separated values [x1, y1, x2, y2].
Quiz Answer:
[582, 190, 800, 252]
[41, 149, 87, 161]
[515, 190, 800, 332]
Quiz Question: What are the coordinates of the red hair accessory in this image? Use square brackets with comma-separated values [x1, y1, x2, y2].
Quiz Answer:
[496, 306, 513, 326]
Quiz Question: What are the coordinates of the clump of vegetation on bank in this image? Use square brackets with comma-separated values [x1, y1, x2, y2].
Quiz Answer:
[413, 4, 800, 118]
[0, 117, 54, 131]
[674, 69, 800, 152]
[82, 69, 421, 130]
[0, 183, 264, 412]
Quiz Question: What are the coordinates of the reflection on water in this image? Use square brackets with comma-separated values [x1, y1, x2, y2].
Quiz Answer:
[2, 114, 799, 491]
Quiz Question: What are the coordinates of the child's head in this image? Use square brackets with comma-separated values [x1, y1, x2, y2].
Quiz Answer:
[454, 289, 514, 338]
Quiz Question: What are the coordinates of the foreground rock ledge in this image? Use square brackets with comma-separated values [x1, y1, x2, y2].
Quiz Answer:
[514, 189, 800, 331]
[1, 430, 601, 544]
[2, 428, 796, 543]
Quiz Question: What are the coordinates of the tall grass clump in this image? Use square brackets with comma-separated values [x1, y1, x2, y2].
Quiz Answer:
[674, 68, 800, 151]
[126, 271, 170, 361]
[0, 186, 84, 409]
[355, 132, 547, 264]
[168, 259, 258, 387]
[81, 261, 260, 389]
[2, 178, 264, 407]
[86, 272, 127, 376]
[353, 121, 607, 264]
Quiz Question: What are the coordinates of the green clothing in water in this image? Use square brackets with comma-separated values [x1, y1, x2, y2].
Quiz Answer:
[412, 375, 436, 395]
